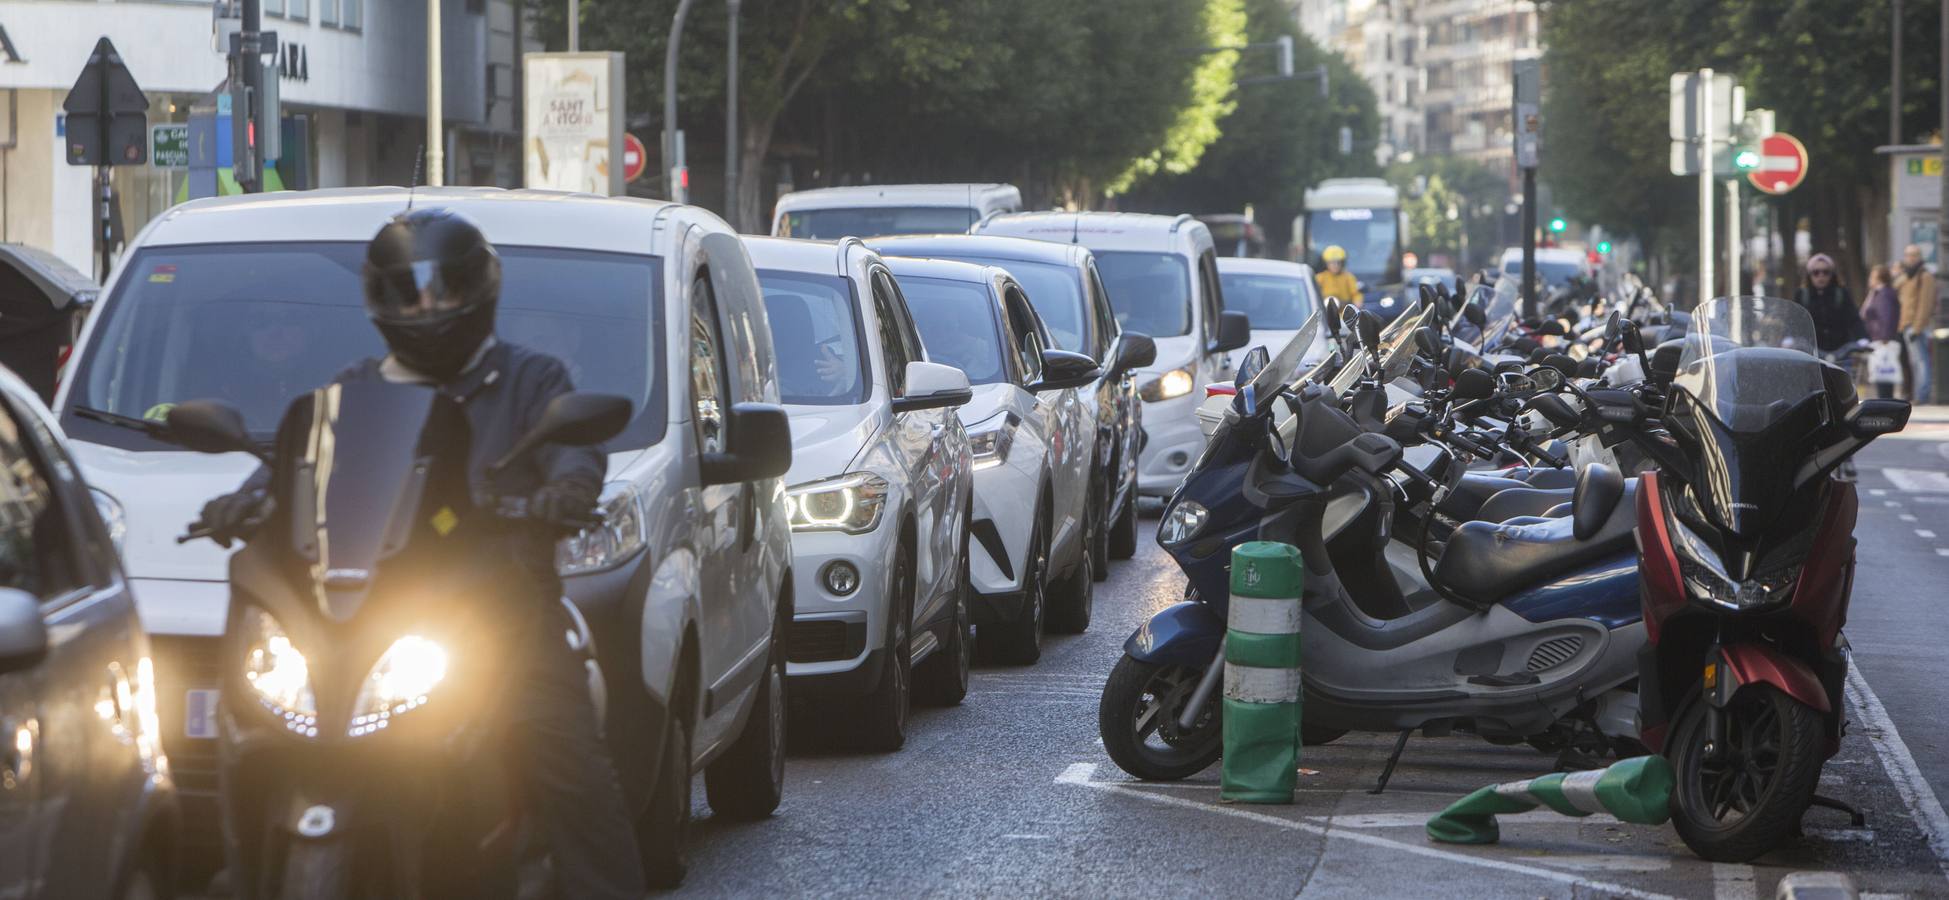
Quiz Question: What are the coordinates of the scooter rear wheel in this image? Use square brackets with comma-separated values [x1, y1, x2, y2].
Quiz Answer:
[1099, 654, 1222, 780]
[1669, 686, 1825, 862]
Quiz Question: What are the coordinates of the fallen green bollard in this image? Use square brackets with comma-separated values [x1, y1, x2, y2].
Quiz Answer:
[1220, 541, 1305, 804]
[1426, 754, 1675, 844]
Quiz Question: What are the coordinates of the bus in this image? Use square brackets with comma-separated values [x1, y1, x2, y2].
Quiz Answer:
[1294, 178, 1408, 293]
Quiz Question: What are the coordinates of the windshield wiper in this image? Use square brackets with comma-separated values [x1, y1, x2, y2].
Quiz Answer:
[70, 405, 177, 441]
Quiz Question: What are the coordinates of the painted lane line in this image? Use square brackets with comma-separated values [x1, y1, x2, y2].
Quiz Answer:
[1937, 548, 1949, 558]
[1901, 514, 1919, 522]
[1313, 810, 1623, 829]
[1845, 665, 1949, 882]
[1885, 500, 1904, 507]
[1712, 863, 1757, 900]
[1804, 827, 1876, 843]
[1883, 468, 1949, 493]
[1870, 488, 1889, 496]
[1919, 530, 1939, 539]
[1522, 854, 1672, 873]
[1055, 763, 1679, 900]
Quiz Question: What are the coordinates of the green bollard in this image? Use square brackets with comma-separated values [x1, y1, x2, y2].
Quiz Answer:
[1425, 755, 1675, 844]
[1220, 541, 1305, 804]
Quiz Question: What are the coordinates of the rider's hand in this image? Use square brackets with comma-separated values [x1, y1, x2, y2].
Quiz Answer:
[201, 490, 270, 548]
[530, 480, 600, 530]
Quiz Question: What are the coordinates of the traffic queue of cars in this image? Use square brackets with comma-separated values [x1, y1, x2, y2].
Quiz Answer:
[0, 181, 1314, 895]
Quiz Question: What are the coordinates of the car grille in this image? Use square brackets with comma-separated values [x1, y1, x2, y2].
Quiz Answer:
[1526, 636, 1585, 672]
[788, 619, 860, 663]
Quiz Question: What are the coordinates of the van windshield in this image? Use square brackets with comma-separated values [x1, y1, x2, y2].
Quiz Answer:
[62, 241, 666, 451]
[782, 206, 979, 240]
[1502, 258, 1584, 288]
[1094, 251, 1192, 337]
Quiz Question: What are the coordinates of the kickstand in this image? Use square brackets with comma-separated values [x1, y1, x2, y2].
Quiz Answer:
[1808, 794, 1867, 827]
[1371, 729, 1413, 795]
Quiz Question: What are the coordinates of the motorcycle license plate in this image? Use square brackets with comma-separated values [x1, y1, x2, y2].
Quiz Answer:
[185, 689, 219, 739]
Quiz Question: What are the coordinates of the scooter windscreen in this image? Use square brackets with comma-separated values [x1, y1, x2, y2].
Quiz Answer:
[1239, 310, 1324, 412]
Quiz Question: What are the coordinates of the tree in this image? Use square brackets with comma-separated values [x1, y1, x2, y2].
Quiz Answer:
[1387, 155, 1506, 271]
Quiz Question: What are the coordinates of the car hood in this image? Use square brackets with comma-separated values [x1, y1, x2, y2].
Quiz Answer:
[954, 383, 1013, 430]
[782, 403, 882, 486]
[1138, 334, 1201, 380]
[71, 443, 257, 582]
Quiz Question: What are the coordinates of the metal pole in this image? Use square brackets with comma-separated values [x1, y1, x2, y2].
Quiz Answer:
[663, 0, 698, 203]
[1893, 0, 1904, 144]
[427, 0, 444, 186]
[1728, 179, 1741, 295]
[241, 0, 264, 193]
[1699, 68, 1715, 302]
[1521, 169, 1536, 318]
[1939, 0, 1948, 298]
[568, 0, 579, 53]
[725, 0, 741, 230]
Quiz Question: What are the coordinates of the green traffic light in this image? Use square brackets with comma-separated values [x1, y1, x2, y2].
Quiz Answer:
[1597, 240, 1612, 254]
[1548, 217, 1567, 233]
[1734, 149, 1760, 170]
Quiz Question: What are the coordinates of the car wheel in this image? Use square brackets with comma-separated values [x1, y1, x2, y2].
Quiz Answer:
[860, 550, 914, 751]
[1108, 490, 1140, 560]
[916, 526, 974, 706]
[984, 515, 1046, 665]
[638, 712, 690, 888]
[704, 631, 787, 820]
[1046, 520, 1094, 635]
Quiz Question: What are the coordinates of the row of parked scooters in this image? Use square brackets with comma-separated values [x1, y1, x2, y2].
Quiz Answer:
[1098, 274, 1912, 863]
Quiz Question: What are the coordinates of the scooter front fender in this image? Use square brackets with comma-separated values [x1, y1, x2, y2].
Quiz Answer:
[1125, 601, 1225, 667]
[1712, 642, 1831, 715]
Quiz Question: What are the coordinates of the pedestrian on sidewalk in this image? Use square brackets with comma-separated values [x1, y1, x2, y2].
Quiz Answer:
[1895, 244, 1939, 404]
[1794, 254, 1863, 354]
[1863, 265, 1904, 400]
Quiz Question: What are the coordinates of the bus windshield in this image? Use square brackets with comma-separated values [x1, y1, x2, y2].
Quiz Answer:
[1306, 207, 1398, 282]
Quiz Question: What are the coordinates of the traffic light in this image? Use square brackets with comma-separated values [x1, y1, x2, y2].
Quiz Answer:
[1548, 216, 1567, 233]
[1734, 149, 1760, 170]
[1597, 240, 1613, 255]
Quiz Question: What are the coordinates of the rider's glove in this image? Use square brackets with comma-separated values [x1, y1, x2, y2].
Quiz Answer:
[201, 489, 270, 548]
[530, 480, 601, 531]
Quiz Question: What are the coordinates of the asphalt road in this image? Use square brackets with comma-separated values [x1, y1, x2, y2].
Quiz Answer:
[675, 419, 1949, 898]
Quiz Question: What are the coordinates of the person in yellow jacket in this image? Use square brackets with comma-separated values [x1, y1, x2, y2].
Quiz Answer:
[1314, 245, 1363, 305]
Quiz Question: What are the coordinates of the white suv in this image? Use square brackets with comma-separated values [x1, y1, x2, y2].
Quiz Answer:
[744, 237, 975, 751]
[885, 257, 1102, 663]
[977, 212, 1250, 498]
[55, 187, 792, 887]
[772, 183, 1022, 239]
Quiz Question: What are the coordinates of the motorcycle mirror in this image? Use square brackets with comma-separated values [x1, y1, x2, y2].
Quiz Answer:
[1576, 357, 1605, 378]
[1452, 367, 1496, 400]
[1464, 301, 1487, 328]
[166, 400, 256, 456]
[1534, 319, 1568, 337]
[1527, 365, 1564, 391]
[1528, 347, 1552, 364]
[1530, 393, 1581, 427]
[492, 392, 633, 475]
[1415, 326, 1443, 359]
[1604, 310, 1622, 343]
[1847, 398, 1912, 438]
[1340, 304, 1364, 341]
[1324, 297, 1345, 335]
[1649, 341, 1684, 380]
[1356, 309, 1384, 352]
[1543, 353, 1578, 378]
[1233, 345, 1271, 392]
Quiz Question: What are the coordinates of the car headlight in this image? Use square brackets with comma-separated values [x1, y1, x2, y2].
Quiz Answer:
[1158, 499, 1209, 544]
[1670, 518, 1799, 609]
[240, 607, 317, 736]
[349, 635, 449, 737]
[786, 472, 890, 533]
[91, 488, 126, 557]
[1141, 366, 1196, 402]
[558, 482, 647, 575]
[1379, 296, 1396, 308]
[969, 422, 1016, 471]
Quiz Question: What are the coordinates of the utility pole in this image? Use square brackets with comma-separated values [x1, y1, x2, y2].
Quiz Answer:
[1728, 180, 1741, 294]
[725, 0, 741, 230]
[237, 0, 265, 192]
[1939, 0, 1948, 294]
[1699, 68, 1715, 303]
[427, 0, 444, 185]
[568, 0, 579, 53]
[663, 0, 697, 203]
[1513, 58, 1541, 319]
[1893, 0, 1904, 144]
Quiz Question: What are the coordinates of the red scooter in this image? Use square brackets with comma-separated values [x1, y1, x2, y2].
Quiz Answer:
[1613, 296, 1909, 861]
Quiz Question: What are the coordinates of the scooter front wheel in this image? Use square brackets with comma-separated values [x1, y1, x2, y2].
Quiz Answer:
[1669, 686, 1825, 862]
[1098, 653, 1222, 780]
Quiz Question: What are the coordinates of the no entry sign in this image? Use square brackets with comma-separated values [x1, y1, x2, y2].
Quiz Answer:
[623, 133, 648, 184]
[1747, 132, 1808, 194]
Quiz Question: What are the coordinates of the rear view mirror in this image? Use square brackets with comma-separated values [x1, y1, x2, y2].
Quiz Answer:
[1030, 349, 1103, 393]
[1534, 319, 1568, 337]
[1603, 310, 1622, 344]
[1415, 327, 1442, 359]
[1211, 310, 1252, 354]
[1463, 302, 1487, 328]
[1452, 367, 1496, 400]
[166, 400, 255, 455]
[1650, 341, 1684, 380]
[1324, 298, 1345, 335]
[1356, 310, 1384, 352]
[492, 392, 634, 475]
[895, 361, 975, 411]
[0, 588, 46, 675]
[1847, 398, 1911, 438]
[702, 402, 794, 485]
[1233, 346, 1271, 390]
[1542, 353, 1578, 378]
[1530, 394, 1582, 428]
[1113, 333, 1157, 374]
[1577, 357, 1605, 378]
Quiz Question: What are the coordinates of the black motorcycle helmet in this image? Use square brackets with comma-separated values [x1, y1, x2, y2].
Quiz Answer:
[361, 207, 502, 378]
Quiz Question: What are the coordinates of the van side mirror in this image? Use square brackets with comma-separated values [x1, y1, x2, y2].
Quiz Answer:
[1030, 349, 1103, 392]
[702, 402, 794, 485]
[893, 361, 974, 412]
[492, 392, 633, 476]
[0, 588, 47, 675]
[1211, 310, 1252, 354]
[166, 400, 256, 456]
[1847, 398, 1911, 438]
[1112, 332, 1156, 375]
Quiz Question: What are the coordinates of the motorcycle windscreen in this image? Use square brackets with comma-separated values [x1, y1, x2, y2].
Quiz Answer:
[283, 380, 470, 621]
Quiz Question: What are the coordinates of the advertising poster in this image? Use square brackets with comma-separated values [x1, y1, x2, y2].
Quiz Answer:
[523, 52, 625, 195]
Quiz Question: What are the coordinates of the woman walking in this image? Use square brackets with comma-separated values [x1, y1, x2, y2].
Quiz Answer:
[1863, 265, 1904, 399]
[1794, 254, 1865, 353]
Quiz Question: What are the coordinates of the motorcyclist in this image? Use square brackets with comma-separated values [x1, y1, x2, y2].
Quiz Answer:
[197, 208, 647, 899]
[1314, 245, 1363, 306]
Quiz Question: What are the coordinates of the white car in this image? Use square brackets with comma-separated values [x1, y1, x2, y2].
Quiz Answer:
[55, 187, 794, 887]
[1216, 257, 1327, 364]
[743, 236, 976, 751]
[772, 183, 1022, 239]
[884, 257, 1102, 663]
[978, 212, 1250, 497]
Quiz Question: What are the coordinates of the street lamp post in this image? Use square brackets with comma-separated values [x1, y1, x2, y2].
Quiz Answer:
[427, 0, 444, 186]
[663, 0, 697, 203]
[568, 0, 579, 53]
[725, 0, 742, 230]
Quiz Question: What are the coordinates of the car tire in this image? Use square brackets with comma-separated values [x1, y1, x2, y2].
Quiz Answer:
[984, 514, 1046, 665]
[1046, 521, 1094, 635]
[859, 550, 914, 751]
[638, 712, 690, 888]
[916, 527, 974, 707]
[704, 632, 787, 820]
[1108, 490, 1140, 560]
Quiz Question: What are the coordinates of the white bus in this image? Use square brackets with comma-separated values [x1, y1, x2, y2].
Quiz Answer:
[1294, 178, 1408, 291]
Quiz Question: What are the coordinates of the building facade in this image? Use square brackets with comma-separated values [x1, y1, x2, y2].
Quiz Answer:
[1295, 0, 1421, 161]
[0, 0, 529, 278]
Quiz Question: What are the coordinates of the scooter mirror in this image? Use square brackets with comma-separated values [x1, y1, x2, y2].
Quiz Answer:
[1324, 298, 1345, 335]
[1464, 301, 1487, 329]
[1340, 304, 1364, 341]
[1534, 319, 1568, 337]
[166, 401, 255, 456]
[1527, 365, 1564, 391]
[1576, 357, 1605, 378]
[491, 392, 633, 475]
[1452, 367, 1496, 400]
[1356, 310, 1385, 352]
[1847, 398, 1912, 438]
[1604, 310, 1622, 343]
[1415, 326, 1443, 359]
[1543, 353, 1579, 378]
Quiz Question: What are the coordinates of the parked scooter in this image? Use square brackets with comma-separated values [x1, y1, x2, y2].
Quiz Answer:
[170, 382, 631, 898]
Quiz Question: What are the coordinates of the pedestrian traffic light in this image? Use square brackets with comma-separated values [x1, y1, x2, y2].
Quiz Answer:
[1734, 149, 1760, 170]
[1548, 216, 1567, 233]
[1597, 240, 1612, 255]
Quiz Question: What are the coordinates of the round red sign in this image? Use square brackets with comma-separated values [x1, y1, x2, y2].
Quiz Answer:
[1747, 132, 1808, 195]
[623, 133, 648, 184]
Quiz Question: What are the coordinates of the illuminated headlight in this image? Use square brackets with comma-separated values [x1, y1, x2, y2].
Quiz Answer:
[1141, 366, 1196, 402]
[558, 482, 647, 575]
[91, 488, 126, 557]
[132, 656, 166, 774]
[1378, 296, 1396, 308]
[1671, 519, 1800, 609]
[349, 635, 449, 737]
[970, 423, 1015, 471]
[1159, 500, 1209, 544]
[240, 607, 317, 736]
[786, 472, 890, 534]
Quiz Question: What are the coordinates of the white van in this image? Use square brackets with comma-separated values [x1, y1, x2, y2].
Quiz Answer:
[977, 212, 1250, 497]
[1499, 246, 1593, 292]
[772, 183, 1022, 240]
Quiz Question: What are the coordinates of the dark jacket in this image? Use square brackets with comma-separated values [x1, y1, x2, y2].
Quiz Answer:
[1794, 282, 1865, 352]
[1863, 286, 1902, 343]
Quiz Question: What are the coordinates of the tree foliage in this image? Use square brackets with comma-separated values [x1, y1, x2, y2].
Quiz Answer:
[1386, 155, 1507, 271]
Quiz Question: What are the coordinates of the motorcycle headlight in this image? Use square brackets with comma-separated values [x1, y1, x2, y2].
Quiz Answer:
[969, 422, 1016, 471]
[558, 482, 648, 575]
[240, 607, 317, 736]
[1159, 499, 1209, 544]
[1671, 518, 1799, 610]
[786, 472, 889, 534]
[349, 635, 449, 737]
[91, 488, 126, 558]
[1141, 366, 1196, 402]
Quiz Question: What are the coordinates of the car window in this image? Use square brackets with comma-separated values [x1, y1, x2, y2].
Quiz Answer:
[782, 206, 979, 240]
[0, 399, 83, 600]
[1093, 251, 1192, 337]
[1087, 263, 1119, 359]
[895, 274, 1009, 386]
[1198, 250, 1223, 341]
[1000, 285, 1046, 383]
[688, 275, 728, 454]
[756, 269, 869, 406]
[868, 270, 914, 396]
[1218, 271, 1320, 330]
[906, 254, 1088, 355]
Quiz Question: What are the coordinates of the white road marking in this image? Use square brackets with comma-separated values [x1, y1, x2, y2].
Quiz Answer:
[1712, 862, 1757, 900]
[1901, 514, 1919, 522]
[1886, 500, 1905, 507]
[1884, 468, 1949, 493]
[1870, 488, 1889, 496]
[1000, 833, 1053, 840]
[1937, 548, 1949, 557]
[1524, 854, 1672, 873]
[1846, 664, 1949, 882]
[1314, 810, 1623, 829]
[1055, 763, 1679, 899]
[1918, 530, 1939, 539]
[1805, 827, 1876, 843]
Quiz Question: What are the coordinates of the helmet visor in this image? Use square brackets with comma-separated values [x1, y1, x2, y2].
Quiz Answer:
[364, 248, 497, 323]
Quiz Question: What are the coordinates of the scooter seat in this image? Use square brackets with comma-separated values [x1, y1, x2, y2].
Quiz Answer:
[1434, 465, 1637, 604]
[1507, 466, 1579, 490]
[1476, 486, 1573, 523]
[1444, 474, 1534, 520]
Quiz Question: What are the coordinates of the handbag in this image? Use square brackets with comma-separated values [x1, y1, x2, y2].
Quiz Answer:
[1869, 340, 1905, 385]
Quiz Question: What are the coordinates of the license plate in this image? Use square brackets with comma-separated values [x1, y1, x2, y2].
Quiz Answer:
[185, 689, 219, 739]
